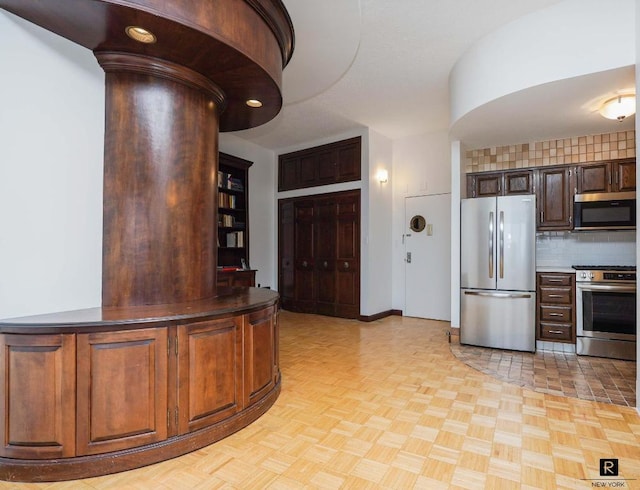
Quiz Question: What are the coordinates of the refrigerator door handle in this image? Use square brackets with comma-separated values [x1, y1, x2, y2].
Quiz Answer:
[488, 211, 494, 278]
[499, 210, 504, 278]
[464, 291, 532, 299]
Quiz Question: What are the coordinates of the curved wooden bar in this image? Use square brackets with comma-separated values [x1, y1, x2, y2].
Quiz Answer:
[0, 289, 279, 482]
[0, 0, 292, 481]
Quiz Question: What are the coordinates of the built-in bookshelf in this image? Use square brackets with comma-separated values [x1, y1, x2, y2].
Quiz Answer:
[217, 152, 252, 269]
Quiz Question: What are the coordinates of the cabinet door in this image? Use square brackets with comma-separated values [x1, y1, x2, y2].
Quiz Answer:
[294, 200, 316, 312]
[278, 200, 295, 309]
[470, 172, 502, 197]
[335, 193, 360, 318]
[613, 160, 636, 192]
[0, 334, 76, 459]
[76, 328, 168, 455]
[576, 162, 610, 193]
[177, 317, 243, 433]
[244, 307, 277, 406]
[537, 167, 573, 230]
[336, 140, 361, 182]
[315, 198, 337, 316]
[278, 156, 298, 191]
[503, 170, 533, 195]
[299, 154, 317, 187]
[317, 149, 338, 185]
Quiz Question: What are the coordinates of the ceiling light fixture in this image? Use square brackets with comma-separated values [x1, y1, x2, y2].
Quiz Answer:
[246, 99, 263, 108]
[599, 94, 636, 121]
[125, 26, 157, 44]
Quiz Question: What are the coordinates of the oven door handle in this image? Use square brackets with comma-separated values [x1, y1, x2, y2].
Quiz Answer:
[577, 284, 636, 293]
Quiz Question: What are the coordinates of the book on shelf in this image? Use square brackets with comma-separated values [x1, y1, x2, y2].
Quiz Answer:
[217, 171, 244, 192]
[218, 193, 238, 209]
[224, 231, 244, 248]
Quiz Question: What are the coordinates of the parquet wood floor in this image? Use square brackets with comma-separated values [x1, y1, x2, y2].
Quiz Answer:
[6, 312, 640, 489]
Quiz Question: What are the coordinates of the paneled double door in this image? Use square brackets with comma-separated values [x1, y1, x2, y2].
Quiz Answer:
[279, 190, 360, 318]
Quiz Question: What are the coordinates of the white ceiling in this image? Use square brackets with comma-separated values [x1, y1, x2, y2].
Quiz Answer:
[232, 0, 634, 151]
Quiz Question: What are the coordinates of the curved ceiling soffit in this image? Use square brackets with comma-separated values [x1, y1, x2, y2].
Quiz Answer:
[449, 0, 635, 127]
[281, 0, 361, 106]
[450, 66, 636, 149]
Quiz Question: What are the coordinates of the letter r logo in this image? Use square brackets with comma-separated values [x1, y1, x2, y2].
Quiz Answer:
[600, 458, 618, 476]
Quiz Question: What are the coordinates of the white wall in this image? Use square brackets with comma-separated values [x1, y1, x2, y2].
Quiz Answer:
[391, 130, 451, 311]
[450, 140, 463, 328]
[219, 134, 277, 289]
[362, 129, 393, 316]
[450, 0, 635, 125]
[0, 12, 104, 319]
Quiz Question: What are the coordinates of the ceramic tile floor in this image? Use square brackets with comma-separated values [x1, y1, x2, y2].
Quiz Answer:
[450, 337, 637, 408]
[4, 312, 640, 489]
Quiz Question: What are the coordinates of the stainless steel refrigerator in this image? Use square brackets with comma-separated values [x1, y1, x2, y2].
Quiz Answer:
[460, 194, 536, 352]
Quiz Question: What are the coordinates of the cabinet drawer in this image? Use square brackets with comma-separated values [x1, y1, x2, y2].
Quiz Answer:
[540, 287, 572, 304]
[539, 323, 573, 341]
[538, 274, 572, 286]
[539, 305, 572, 323]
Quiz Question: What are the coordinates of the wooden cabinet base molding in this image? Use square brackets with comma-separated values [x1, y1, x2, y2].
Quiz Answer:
[0, 289, 279, 482]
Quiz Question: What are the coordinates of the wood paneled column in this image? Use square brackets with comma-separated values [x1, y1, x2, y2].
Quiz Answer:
[98, 53, 225, 307]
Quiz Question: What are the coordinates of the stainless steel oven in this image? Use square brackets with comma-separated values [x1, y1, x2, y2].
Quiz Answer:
[574, 266, 636, 360]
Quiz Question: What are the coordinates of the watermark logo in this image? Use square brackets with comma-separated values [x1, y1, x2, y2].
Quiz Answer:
[600, 459, 619, 477]
[581, 459, 635, 487]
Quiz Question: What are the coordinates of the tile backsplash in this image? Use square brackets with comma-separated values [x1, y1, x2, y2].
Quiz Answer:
[466, 130, 635, 173]
[536, 231, 636, 267]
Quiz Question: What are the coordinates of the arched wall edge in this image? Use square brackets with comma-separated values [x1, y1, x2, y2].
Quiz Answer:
[449, 0, 635, 127]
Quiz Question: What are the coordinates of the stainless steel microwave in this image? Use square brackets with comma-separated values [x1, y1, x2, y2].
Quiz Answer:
[573, 191, 636, 230]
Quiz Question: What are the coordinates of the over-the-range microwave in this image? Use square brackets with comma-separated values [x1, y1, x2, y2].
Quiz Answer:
[573, 191, 636, 231]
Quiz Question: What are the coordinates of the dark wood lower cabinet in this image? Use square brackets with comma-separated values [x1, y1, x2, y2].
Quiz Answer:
[0, 334, 76, 459]
[0, 291, 280, 482]
[177, 317, 243, 434]
[279, 190, 360, 319]
[77, 328, 168, 455]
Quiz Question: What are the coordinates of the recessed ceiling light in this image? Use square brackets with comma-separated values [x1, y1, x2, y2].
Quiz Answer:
[125, 26, 157, 44]
[246, 99, 263, 108]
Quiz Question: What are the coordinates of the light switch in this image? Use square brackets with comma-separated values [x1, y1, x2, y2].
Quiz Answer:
[427, 224, 433, 236]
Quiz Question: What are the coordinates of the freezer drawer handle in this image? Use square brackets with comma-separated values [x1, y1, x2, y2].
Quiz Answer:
[488, 212, 494, 278]
[464, 291, 531, 299]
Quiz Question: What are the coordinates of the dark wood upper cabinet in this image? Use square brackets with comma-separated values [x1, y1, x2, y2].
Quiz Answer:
[466, 169, 533, 198]
[467, 172, 502, 197]
[576, 158, 636, 194]
[278, 137, 362, 191]
[536, 166, 574, 230]
[504, 171, 534, 195]
[613, 159, 636, 192]
[576, 162, 609, 194]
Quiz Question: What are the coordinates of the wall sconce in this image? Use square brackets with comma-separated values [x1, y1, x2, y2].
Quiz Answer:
[376, 169, 388, 183]
[599, 94, 636, 121]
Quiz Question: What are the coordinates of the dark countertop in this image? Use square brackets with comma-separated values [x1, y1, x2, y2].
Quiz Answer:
[0, 288, 279, 334]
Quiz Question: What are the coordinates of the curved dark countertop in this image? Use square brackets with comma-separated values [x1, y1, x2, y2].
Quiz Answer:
[0, 288, 279, 334]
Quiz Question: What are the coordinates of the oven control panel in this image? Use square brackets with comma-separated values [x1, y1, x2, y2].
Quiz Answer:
[576, 271, 636, 282]
[602, 272, 636, 281]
